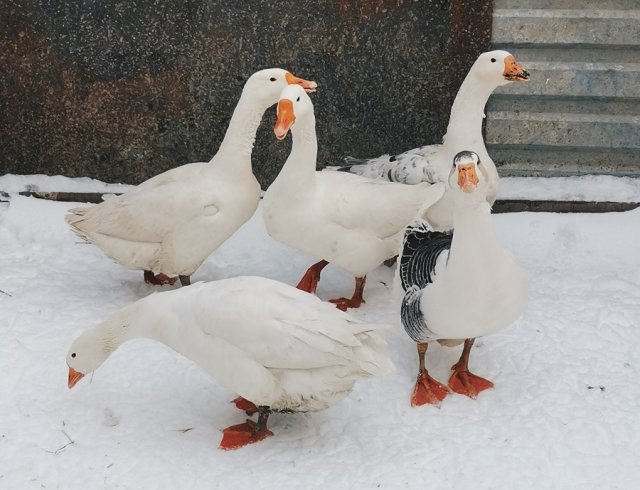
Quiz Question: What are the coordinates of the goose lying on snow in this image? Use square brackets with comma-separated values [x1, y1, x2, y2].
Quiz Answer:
[66, 69, 316, 286]
[262, 85, 444, 310]
[334, 50, 530, 230]
[399, 151, 526, 406]
[66, 276, 393, 450]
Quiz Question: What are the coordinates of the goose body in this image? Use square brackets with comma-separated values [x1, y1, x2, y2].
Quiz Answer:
[262, 85, 444, 308]
[66, 69, 317, 285]
[399, 151, 526, 406]
[66, 276, 393, 448]
[334, 50, 530, 230]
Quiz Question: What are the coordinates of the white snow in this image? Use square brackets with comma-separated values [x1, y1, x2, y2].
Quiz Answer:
[1, 175, 640, 489]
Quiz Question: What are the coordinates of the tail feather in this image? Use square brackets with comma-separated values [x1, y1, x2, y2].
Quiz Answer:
[65, 208, 92, 242]
[353, 329, 394, 377]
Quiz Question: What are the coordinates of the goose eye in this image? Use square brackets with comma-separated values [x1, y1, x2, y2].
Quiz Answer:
[296, 96, 300, 102]
[71, 353, 76, 358]
[491, 58, 496, 63]
[270, 77, 277, 82]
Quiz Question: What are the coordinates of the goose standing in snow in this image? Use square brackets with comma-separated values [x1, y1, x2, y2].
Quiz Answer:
[66, 276, 393, 450]
[334, 50, 530, 230]
[399, 151, 526, 406]
[262, 85, 445, 310]
[66, 69, 316, 286]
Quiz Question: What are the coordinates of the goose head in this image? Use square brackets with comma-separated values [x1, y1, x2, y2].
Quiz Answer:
[244, 68, 317, 105]
[66, 330, 113, 388]
[471, 50, 530, 86]
[273, 84, 314, 140]
[448, 150, 490, 201]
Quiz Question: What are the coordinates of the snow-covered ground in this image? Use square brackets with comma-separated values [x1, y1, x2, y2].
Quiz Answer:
[1, 175, 640, 489]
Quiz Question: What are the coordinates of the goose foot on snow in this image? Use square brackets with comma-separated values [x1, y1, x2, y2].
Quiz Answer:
[143, 270, 178, 286]
[448, 338, 494, 399]
[329, 276, 366, 311]
[220, 407, 273, 450]
[232, 396, 259, 416]
[411, 342, 450, 407]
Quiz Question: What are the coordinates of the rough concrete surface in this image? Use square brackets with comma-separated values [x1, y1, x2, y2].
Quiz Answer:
[1, 0, 492, 187]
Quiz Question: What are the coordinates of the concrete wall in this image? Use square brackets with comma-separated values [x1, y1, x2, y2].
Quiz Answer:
[0, 0, 492, 187]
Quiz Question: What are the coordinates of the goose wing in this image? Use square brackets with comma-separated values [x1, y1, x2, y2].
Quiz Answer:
[332, 144, 443, 184]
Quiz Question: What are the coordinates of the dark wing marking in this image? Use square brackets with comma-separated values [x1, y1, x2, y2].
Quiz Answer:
[401, 286, 435, 343]
[399, 220, 452, 291]
[343, 156, 369, 166]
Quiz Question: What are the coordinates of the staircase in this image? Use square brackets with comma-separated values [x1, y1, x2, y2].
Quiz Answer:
[486, 0, 640, 176]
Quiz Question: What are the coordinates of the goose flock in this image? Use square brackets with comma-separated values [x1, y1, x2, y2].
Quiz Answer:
[65, 50, 531, 450]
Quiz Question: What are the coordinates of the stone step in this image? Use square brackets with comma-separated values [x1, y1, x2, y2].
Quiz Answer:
[492, 61, 640, 98]
[494, 0, 637, 9]
[488, 145, 640, 176]
[493, 9, 640, 46]
[488, 95, 640, 116]
[495, 45, 640, 63]
[486, 111, 640, 148]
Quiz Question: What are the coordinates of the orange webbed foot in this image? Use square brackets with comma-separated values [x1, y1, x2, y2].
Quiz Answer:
[232, 396, 259, 416]
[219, 420, 273, 450]
[143, 271, 178, 286]
[328, 297, 365, 311]
[448, 370, 494, 399]
[411, 371, 450, 407]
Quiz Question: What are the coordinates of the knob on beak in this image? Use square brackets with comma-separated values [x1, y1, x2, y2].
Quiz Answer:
[503, 55, 530, 81]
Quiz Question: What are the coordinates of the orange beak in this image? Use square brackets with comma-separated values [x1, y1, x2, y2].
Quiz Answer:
[285, 72, 317, 93]
[274, 99, 295, 140]
[503, 55, 530, 82]
[457, 163, 479, 193]
[68, 367, 85, 389]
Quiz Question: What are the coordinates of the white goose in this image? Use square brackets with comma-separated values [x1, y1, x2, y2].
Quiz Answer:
[334, 50, 530, 230]
[262, 85, 445, 310]
[399, 151, 526, 406]
[66, 69, 316, 286]
[66, 276, 393, 450]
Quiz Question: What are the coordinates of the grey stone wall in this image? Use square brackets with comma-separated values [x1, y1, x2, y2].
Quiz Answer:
[1, 0, 492, 187]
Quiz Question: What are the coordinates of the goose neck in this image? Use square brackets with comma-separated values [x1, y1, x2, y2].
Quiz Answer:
[277, 112, 318, 184]
[443, 73, 496, 148]
[216, 90, 270, 163]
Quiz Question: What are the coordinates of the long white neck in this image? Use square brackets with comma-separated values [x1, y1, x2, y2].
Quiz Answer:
[85, 302, 151, 362]
[448, 198, 499, 271]
[214, 89, 270, 171]
[273, 111, 318, 185]
[443, 72, 500, 151]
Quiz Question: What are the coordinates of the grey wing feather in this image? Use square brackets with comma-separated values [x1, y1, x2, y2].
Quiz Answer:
[333, 144, 443, 185]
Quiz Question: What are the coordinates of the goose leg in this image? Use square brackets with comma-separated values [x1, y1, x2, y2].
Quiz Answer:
[232, 396, 259, 416]
[178, 275, 191, 287]
[329, 276, 367, 311]
[448, 338, 494, 399]
[296, 260, 329, 294]
[411, 342, 450, 407]
[220, 406, 274, 450]
[143, 270, 178, 285]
